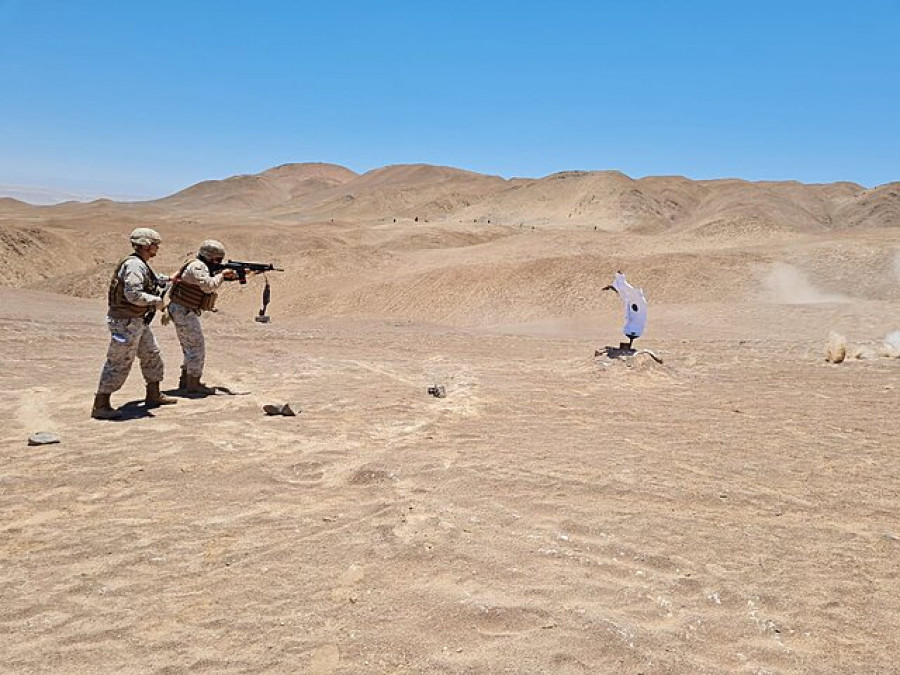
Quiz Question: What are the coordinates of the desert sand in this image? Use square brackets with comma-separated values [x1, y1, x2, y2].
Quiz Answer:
[1, 163, 898, 674]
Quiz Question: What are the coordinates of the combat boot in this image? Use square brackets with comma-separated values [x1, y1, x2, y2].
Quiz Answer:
[178, 367, 187, 390]
[91, 392, 122, 420]
[145, 382, 178, 408]
[185, 374, 216, 396]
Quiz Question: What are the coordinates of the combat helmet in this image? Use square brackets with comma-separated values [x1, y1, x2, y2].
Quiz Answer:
[129, 228, 162, 247]
[198, 239, 226, 260]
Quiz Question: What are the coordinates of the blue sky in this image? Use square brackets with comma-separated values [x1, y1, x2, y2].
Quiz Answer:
[0, 0, 897, 198]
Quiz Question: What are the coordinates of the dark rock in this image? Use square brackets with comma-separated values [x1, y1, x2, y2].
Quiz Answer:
[264, 403, 297, 416]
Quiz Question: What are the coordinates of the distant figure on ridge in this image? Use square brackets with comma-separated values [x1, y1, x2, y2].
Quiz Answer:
[91, 228, 177, 419]
[166, 239, 237, 395]
[603, 271, 648, 349]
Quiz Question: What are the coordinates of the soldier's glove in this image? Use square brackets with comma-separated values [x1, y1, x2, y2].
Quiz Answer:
[160, 307, 171, 326]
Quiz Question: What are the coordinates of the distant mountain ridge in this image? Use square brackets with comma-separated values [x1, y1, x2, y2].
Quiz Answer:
[0, 184, 151, 205]
[1, 162, 897, 233]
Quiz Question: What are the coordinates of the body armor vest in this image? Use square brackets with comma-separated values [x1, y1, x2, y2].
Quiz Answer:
[108, 254, 157, 319]
[170, 260, 218, 312]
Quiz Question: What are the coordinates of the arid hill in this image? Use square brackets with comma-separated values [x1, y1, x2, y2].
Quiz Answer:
[272, 164, 509, 222]
[4, 162, 896, 230]
[156, 162, 358, 212]
[0, 163, 897, 319]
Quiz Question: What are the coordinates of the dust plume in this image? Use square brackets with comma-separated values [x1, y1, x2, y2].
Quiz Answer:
[882, 331, 900, 358]
[826, 330, 900, 361]
[764, 263, 847, 304]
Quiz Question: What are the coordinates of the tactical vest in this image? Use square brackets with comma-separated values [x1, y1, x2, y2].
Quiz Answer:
[170, 260, 218, 312]
[107, 254, 158, 319]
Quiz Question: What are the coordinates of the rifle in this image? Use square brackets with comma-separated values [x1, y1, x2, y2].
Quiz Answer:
[209, 259, 284, 321]
[210, 260, 284, 285]
[143, 261, 168, 325]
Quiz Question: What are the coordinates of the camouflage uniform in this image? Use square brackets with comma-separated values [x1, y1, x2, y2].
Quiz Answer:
[97, 257, 165, 393]
[169, 258, 227, 377]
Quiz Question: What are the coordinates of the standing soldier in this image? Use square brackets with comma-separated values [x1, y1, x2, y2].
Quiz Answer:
[92, 228, 178, 420]
[167, 239, 237, 395]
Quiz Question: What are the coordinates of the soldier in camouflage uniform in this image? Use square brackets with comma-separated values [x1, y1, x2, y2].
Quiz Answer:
[167, 239, 237, 395]
[92, 228, 178, 419]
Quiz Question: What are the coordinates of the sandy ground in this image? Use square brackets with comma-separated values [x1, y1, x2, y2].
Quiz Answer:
[1, 287, 897, 674]
[1, 164, 898, 672]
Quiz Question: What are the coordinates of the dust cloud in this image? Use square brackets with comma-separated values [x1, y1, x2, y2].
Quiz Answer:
[764, 262, 847, 304]
[883, 331, 900, 358]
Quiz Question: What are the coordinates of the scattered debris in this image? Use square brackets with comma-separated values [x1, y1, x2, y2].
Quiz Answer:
[427, 385, 447, 398]
[263, 403, 297, 416]
[825, 330, 900, 363]
[595, 344, 663, 364]
[825, 332, 847, 363]
[28, 432, 60, 446]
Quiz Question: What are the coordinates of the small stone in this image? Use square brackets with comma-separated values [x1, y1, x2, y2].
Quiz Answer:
[263, 403, 298, 416]
[28, 432, 60, 446]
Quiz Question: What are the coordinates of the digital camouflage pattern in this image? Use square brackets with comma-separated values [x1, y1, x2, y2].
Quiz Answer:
[97, 256, 165, 393]
[178, 259, 226, 294]
[168, 302, 206, 376]
[120, 256, 164, 306]
[97, 317, 164, 393]
[129, 227, 161, 247]
[168, 258, 226, 376]
[198, 240, 225, 258]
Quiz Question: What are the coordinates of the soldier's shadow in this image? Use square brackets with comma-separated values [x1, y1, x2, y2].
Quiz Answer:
[163, 387, 249, 399]
[164, 388, 211, 400]
[112, 400, 157, 421]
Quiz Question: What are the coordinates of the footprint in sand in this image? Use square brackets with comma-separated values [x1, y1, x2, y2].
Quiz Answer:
[330, 563, 364, 603]
[288, 460, 325, 485]
[15, 386, 53, 435]
[471, 605, 555, 637]
[309, 644, 340, 673]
